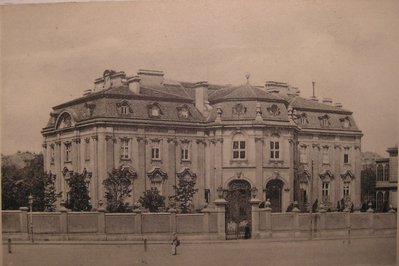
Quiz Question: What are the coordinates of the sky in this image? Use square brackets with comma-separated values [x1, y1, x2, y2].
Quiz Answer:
[1, 0, 398, 156]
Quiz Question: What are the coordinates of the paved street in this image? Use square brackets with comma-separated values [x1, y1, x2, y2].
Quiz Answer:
[2, 237, 396, 266]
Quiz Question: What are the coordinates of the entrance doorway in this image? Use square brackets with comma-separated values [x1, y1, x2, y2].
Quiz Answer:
[224, 179, 251, 239]
[266, 179, 284, 212]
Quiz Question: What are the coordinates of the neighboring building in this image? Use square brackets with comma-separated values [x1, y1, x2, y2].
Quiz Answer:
[360, 151, 382, 205]
[41, 69, 363, 220]
[375, 146, 398, 211]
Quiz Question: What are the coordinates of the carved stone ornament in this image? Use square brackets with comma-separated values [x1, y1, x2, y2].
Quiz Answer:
[232, 103, 247, 116]
[319, 170, 334, 182]
[177, 104, 191, 119]
[147, 167, 168, 183]
[267, 104, 281, 116]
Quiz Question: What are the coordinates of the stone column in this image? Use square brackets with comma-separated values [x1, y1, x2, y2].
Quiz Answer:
[197, 139, 206, 208]
[209, 139, 216, 202]
[367, 202, 374, 235]
[133, 209, 142, 235]
[214, 138, 224, 191]
[42, 142, 48, 172]
[167, 137, 178, 200]
[97, 201, 106, 234]
[91, 135, 99, 208]
[137, 137, 147, 194]
[250, 198, 261, 239]
[264, 199, 272, 238]
[354, 145, 361, 208]
[201, 207, 211, 234]
[169, 208, 177, 234]
[19, 207, 29, 235]
[292, 202, 300, 238]
[214, 198, 227, 239]
[59, 204, 68, 237]
[255, 137, 264, 195]
[97, 133, 107, 203]
[319, 205, 326, 238]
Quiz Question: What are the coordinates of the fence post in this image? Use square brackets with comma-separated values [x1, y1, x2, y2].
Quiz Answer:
[133, 209, 142, 235]
[97, 203, 106, 234]
[214, 199, 227, 240]
[169, 208, 177, 234]
[367, 203, 374, 235]
[265, 199, 272, 238]
[292, 202, 300, 239]
[319, 205, 327, 239]
[201, 207, 211, 235]
[59, 206, 68, 239]
[250, 198, 261, 239]
[19, 207, 29, 237]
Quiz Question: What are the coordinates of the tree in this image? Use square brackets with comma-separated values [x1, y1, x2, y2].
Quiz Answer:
[170, 176, 199, 213]
[103, 167, 136, 212]
[43, 172, 61, 211]
[65, 172, 91, 211]
[139, 187, 165, 212]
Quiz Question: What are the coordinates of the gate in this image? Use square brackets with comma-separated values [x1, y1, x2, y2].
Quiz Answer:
[224, 180, 251, 240]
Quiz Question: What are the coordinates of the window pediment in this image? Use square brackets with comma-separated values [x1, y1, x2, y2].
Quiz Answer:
[341, 170, 354, 183]
[147, 167, 167, 183]
[56, 112, 75, 129]
[340, 116, 351, 129]
[319, 170, 334, 182]
[148, 102, 163, 118]
[176, 167, 197, 181]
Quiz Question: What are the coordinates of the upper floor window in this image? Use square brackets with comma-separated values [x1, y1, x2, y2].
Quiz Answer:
[340, 117, 351, 129]
[270, 135, 280, 159]
[177, 105, 191, 119]
[181, 143, 190, 161]
[120, 138, 130, 160]
[344, 147, 350, 164]
[322, 146, 329, 164]
[300, 145, 307, 163]
[383, 164, 389, 181]
[148, 103, 163, 118]
[300, 115, 308, 125]
[151, 142, 161, 160]
[376, 164, 383, 181]
[64, 142, 72, 162]
[232, 140, 246, 159]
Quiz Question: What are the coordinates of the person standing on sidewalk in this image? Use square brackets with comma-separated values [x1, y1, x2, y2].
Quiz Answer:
[171, 233, 180, 255]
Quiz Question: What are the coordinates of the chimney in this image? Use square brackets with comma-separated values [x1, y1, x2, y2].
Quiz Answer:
[127, 76, 141, 94]
[194, 81, 209, 115]
[83, 89, 92, 96]
[93, 70, 126, 91]
[322, 98, 333, 105]
[334, 102, 343, 108]
[287, 86, 300, 96]
[137, 69, 164, 87]
[265, 81, 289, 95]
[309, 96, 319, 102]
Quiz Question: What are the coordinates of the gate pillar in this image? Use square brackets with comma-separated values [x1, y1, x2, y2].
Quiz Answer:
[250, 198, 261, 239]
[214, 198, 227, 240]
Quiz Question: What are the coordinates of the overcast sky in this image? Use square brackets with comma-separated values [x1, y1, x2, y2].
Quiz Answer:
[1, 0, 398, 156]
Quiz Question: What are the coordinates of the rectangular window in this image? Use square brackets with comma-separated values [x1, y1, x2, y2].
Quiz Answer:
[120, 139, 130, 159]
[85, 140, 90, 161]
[300, 146, 307, 163]
[65, 143, 72, 162]
[152, 143, 161, 160]
[344, 148, 350, 164]
[322, 182, 329, 201]
[121, 105, 129, 115]
[270, 139, 280, 159]
[322, 147, 329, 164]
[181, 146, 190, 161]
[343, 183, 350, 198]
[232, 140, 246, 159]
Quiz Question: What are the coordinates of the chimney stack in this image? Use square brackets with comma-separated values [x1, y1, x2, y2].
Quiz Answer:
[127, 76, 141, 94]
[194, 81, 209, 116]
[137, 69, 164, 87]
[265, 81, 289, 95]
[93, 70, 126, 91]
[309, 96, 319, 102]
[334, 102, 343, 108]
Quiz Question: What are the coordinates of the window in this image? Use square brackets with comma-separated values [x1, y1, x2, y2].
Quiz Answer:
[120, 139, 130, 160]
[383, 164, 389, 181]
[322, 147, 329, 164]
[322, 182, 329, 200]
[344, 147, 350, 164]
[65, 143, 72, 162]
[232, 140, 246, 159]
[50, 145, 55, 164]
[121, 105, 129, 115]
[300, 146, 307, 163]
[270, 135, 280, 159]
[343, 183, 350, 198]
[376, 164, 383, 181]
[321, 118, 329, 127]
[84, 140, 90, 161]
[151, 142, 161, 160]
[151, 107, 160, 117]
[181, 144, 190, 161]
[300, 116, 307, 125]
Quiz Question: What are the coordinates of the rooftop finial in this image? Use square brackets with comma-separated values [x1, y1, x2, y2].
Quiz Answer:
[245, 73, 250, 84]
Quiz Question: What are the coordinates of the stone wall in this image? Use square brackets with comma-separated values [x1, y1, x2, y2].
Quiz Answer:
[2, 204, 396, 241]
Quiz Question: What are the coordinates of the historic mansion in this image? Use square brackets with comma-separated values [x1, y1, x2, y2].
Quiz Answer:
[42, 69, 363, 213]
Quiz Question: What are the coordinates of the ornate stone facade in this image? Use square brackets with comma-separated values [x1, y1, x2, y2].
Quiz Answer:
[42, 69, 362, 211]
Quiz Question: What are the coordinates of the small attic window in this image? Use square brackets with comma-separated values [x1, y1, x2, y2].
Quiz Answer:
[299, 113, 308, 125]
[148, 103, 163, 118]
[267, 104, 281, 116]
[319, 114, 330, 127]
[116, 100, 132, 116]
[340, 117, 351, 129]
[177, 104, 190, 119]
[121, 106, 129, 115]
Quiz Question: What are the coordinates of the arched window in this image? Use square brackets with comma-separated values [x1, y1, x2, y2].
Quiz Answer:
[232, 134, 246, 160]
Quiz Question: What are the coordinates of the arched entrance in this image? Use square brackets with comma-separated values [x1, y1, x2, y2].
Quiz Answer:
[266, 179, 284, 212]
[224, 179, 251, 239]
